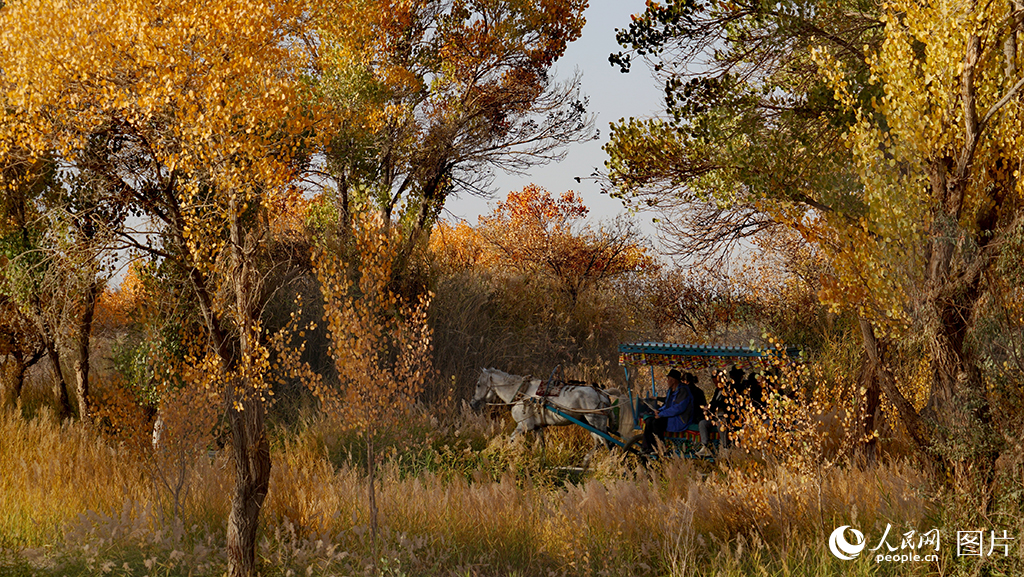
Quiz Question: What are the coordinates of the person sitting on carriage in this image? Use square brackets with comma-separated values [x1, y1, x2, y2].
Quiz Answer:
[683, 372, 718, 458]
[729, 365, 746, 393]
[684, 372, 707, 421]
[699, 369, 740, 452]
[744, 372, 766, 411]
[641, 368, 694, 453]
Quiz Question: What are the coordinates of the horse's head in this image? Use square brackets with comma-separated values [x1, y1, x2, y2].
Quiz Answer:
[470, 368, 496, 410]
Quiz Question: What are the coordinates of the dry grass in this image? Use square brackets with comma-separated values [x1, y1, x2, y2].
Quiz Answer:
[0, 406, 951, 576]
[0, 408, 150, 546]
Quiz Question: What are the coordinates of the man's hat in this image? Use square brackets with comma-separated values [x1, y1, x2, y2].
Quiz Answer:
[667, 369, 683, 381]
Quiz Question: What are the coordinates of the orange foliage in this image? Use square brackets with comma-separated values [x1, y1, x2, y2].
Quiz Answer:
[92, 262, 150, 334]
[268, 188, 311, 238]
[429, 220, 493, 271]
[433, 184, 657, 301]
[274, 212, 431, 430]
[488, 184, 590, 227]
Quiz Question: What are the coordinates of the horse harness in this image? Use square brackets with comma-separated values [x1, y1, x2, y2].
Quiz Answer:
[488, 368, 613, 415]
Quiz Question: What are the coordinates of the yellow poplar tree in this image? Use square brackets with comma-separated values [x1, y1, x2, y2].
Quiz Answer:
[812, 0, 1024, 499]
[310, 0, 591, 265]
[0, 0, 314, 574]
[273, 211, 432, 565]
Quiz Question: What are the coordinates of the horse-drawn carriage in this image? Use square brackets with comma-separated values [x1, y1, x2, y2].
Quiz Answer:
[470, 342, 801, 460]
[616, 342, 801, 457]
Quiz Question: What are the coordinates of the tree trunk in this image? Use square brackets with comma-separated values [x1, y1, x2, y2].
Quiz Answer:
[225, 200, 271, 577]
[918, 105, 1004, 506]
[226, 396, 270, 577]
[26, 297, 74, 419]
[2, 354, 22, 408]
[859, 318, 932, 453]
[12, 352, 26, 401]
[45, 343, 73, 419]
[2, 348, 43, 413]
[855, 328, 881, 463]
[73, 278, 101, 422]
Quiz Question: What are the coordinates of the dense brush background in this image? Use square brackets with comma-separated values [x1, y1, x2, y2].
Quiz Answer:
[3, 191, 1021, 576]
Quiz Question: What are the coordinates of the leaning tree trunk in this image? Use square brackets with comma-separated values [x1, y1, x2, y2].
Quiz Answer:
[2, 347, 45, 412]
[855, 319, 882, 463]
[73, 278, 101, 422]
[2, 351, 26, 408]
[28, 300, 73, 419]
[44, 342, 73, 419]
[859, 318, 931, 453]
[225, 200, 271, 577]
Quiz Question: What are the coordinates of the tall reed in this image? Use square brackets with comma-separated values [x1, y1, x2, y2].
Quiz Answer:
[1, 407, 942, 576]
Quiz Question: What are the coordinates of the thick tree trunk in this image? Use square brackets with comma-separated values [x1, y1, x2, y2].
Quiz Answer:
[226, 397, 270, 577]
[917, 47, 1009, 503]
[225, 200, 271, 577]
[73, 279, 101, 421]
[166, 193, 257, 574]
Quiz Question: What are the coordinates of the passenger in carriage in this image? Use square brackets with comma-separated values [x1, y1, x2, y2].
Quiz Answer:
[745, 373, 765, 410]
[699, 369, 740, 453]
[684, 372, 707, 421]
[640, 368, 694, 453]
[683, 372, 718, 458]
[729, 365, 746, 393]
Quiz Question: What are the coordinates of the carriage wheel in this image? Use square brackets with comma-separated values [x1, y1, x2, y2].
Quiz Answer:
[621, 433, 644, 453]
[619, 433, 650, 467]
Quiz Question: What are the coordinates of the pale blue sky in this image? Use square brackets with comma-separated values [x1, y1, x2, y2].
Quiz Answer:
[444, 1, 665, 228]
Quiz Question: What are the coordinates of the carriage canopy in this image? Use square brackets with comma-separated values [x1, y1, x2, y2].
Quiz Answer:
[618, 342, 802, 373]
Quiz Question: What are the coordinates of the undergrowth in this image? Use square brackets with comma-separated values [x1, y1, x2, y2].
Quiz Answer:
[0, 406, 1004, 576]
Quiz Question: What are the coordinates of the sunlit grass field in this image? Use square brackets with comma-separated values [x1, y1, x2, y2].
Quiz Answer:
[0, 406, 998, 576]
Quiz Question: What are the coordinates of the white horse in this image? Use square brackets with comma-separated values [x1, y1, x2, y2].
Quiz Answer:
[470, 368, 614, 456]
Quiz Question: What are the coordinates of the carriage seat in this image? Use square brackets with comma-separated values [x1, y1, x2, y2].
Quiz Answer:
[663, 423, 719, 443]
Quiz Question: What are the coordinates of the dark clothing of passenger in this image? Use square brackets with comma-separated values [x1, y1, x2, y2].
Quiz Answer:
[657, 385, 693, 432]
[642, 414, 669, 451]
[745, 375, 765, 410]
[708, 387, 729, 414]
[687, 383, 707, 423]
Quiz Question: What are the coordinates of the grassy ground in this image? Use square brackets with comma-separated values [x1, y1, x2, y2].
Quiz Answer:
[0, 406, 998, 576]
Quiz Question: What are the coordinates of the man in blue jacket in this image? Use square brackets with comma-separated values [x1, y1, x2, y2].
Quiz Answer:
[641, 368, 694, 453]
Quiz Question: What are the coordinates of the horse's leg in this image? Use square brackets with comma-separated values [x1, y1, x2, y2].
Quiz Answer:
[581, 434, 602, 470]
[510, 404, 531, 444]
[528, 427, 546, 466]
[573, 411, 604, 470]
[586, 413, 613, 450]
